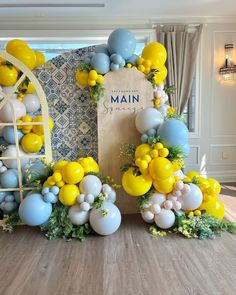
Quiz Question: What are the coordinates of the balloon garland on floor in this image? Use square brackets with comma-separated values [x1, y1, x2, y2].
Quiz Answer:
[75, 28, 236, 239]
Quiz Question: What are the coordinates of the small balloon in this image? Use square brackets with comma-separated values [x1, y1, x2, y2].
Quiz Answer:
[23, 93, 41, 113]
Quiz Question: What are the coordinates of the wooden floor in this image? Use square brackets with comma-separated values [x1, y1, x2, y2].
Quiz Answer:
[0, 212, 236, 295]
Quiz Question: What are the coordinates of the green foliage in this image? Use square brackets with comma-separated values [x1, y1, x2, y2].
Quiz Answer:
[89, 83, 105, 104]
[147, 69, 158, 87]
[147, 135, 160, 147]
[149, 226, 167, 237]
[19, 77, 30, 94]
[164, 85, 176, 95]
[24, 160, 53, 190]
[41, 203, 92, 241]
[79, 63, 91, 72]
[165, 113, 185, 121]
[93, 192, 107, 209]
[149, 213, 236, 239]
[167, 146, 184, 163]
[2, 211, 21, 232]
[138, 189, 153, 211]
[120, 143, 136, 163]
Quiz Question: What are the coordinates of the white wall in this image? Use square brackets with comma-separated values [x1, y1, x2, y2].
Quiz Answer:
[185, 23, 236, 182]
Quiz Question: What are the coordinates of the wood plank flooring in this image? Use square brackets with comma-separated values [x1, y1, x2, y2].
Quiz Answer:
[0, 213, 236, 295]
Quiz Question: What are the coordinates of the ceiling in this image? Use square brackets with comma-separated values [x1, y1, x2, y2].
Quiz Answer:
[0, 0, 235, 18]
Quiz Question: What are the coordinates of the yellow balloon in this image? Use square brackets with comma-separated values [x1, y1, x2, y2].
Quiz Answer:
[122, 168, 152, 197]
[6, 39, 28, 55]
[75, 70, 89, 87]
[141, 42, 167, 65]
[32, 115, 54, 135]
[53, 160, 68, 172]
[0, 65, 18, 86]
[207, 178, 221, 196]
[153, 176, 175, 194]
[61, 162, 84, 184]
[197, 177, 210, 193]
[185, 171, 200, 180]
[135, 144, 152, 159]
[35, 51, 46, 68]
[11, 45, 36, 70]
[21, 133, 43, 153]
[77, 157, 99, 174]
[59, 184, 80, 206]
[200, 197, 224, 220]
[149, 157, 173, 180]
[153, 65, 168, 85]
[19, 79, 36, 94]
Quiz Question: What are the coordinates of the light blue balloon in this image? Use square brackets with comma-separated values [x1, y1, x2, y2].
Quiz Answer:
[0, 137, 8, 146]
[0, 191, 8, 203]
[91, 53, 110, 74]
[50, 186, 60, 196]
[147, 129, 157, 136]
[42, 187, 50, 195]
[119, 59, 126, 68]
[5, 194, 14, 202]
[107, 28, 136, 59]
[141, 134, 148, 143]
[110, 54, 123, 64]
[43, 192, 57, 203]
[158, 118, 189, 153]
[1, 169, 19, 188]
[94, 44, 109, 55]
[0, 202, 6, 210]
[13, 191, 28, 203]
[126, 54, 139, 65]
[110, 63, 120, 71]
[22, 160, 50, 183]
[3, 201, 17, 213]
[19, 193, 52, 226]
[2, 126, 23, 144]
[182, 144, 190, 157]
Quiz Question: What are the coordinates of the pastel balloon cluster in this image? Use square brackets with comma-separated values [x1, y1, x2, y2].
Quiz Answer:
[184, 171, 224, 219]
[153, 83, 169, 109]
[69, 178, 120, 235]
[0, 190, 20, 213]
[76, 28, 137, 87]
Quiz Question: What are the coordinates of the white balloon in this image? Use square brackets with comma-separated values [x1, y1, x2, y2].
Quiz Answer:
[2, 86, 18, 100]
[68, 204, 89, 226]
[23, 93, 41, 113]
[77, 194, 85, 204]
[174, 180, 184, 190]
[154, 209, 175, 229]
[80, 202, 90, 212]
[158, 104, 169, 117]
[163, 200, 173, 210]
[107, 189, 116, 203]
[102, 184, 112, 194]
[151, 204, 161, 214]
[89, 202, 121, 236]
[173, 201, 182, 211]
[2, 145, 30, 168]
[174, 170, 185, 180]
[179, 183, 203, 211]
[79, 175, 102, 197]
[0, 121, 4, 136]
[141, 210, 154, 223]
[149, 192, 166, 206]
[85, 193, 95, 204]
[135, 107, 163, 134]
[0, 99, 26, 122]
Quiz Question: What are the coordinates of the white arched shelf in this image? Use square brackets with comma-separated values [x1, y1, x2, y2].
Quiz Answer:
[0, 51, 52, 201]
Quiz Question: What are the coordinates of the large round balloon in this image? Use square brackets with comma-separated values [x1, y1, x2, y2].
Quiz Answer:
[149, 157, 173, 180]
[19, 193, 52, 226]
[61, 162, 84, 185]
[154, 209, 175, 229]
[22, 93, 41, 113]
[179, 183, 203, 211]
[91, 53, 110, 75]
[1, 86, 18, 100]
[107, 28, 136, 59]
[59, 184, 80, 206]
[158, 118, 189, 155]
[89, 201, 121, 235]
[135, 108, 163, 134]
[0, 99, 26, 122]
[142, 42, 167, 65]
[79, 175, 102, 197]
[2, 145, 30, 168]
[68, 204, 89, 226]
[2, 126, 23, 144]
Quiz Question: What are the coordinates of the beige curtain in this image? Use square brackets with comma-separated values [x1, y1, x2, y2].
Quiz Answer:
[156, 24, 203, 114]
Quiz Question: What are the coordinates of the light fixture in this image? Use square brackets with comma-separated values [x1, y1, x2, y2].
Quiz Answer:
[219, 44, 236, 81]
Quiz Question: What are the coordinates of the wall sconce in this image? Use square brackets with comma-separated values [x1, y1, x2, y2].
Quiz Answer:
[219, 44, 236, 80]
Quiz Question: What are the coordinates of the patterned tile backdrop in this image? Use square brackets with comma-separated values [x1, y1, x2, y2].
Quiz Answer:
[34, 47, 98, 161]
